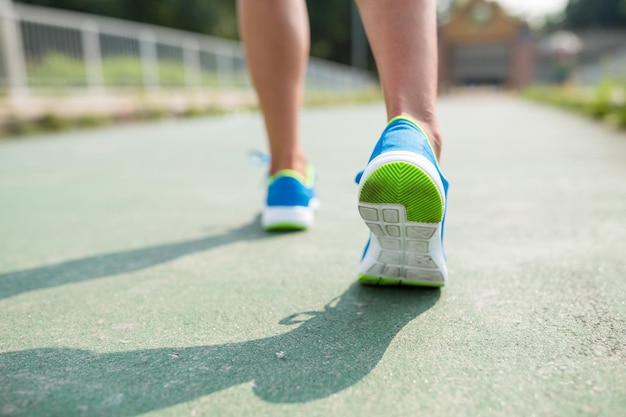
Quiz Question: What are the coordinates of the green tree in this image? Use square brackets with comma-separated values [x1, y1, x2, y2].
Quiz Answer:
[15, 0, 371, 64]
[307, 0, 352, 64]
[561, 0, 626, 29]
[16, 0, 238, 39]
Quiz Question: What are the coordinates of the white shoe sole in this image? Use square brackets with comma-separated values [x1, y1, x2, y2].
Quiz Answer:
[262, 198, 319, 231]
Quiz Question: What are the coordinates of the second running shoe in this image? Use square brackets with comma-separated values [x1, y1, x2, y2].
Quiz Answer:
[262, 165, 319, 231]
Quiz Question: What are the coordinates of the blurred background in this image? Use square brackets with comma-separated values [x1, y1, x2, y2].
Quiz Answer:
[0, 0, 625, 134]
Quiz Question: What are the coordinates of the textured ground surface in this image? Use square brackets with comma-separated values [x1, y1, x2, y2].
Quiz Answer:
[1, 95, 625, 417]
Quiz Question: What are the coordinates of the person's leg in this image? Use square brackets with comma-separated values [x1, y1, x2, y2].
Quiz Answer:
[354, 0, 448, 286]
[355, 0, 442, 160]
[238, 0, 317, 230]
[237, 0, 309, 176]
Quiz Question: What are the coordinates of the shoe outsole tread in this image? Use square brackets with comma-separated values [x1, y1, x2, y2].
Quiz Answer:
[358, 161, 443, 223]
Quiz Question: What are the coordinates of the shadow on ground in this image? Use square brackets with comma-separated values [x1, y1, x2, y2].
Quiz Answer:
[0, 284, 439, 416]
[0, 216, 273, 301]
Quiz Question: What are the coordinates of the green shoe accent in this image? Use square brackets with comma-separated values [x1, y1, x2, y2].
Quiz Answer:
[358, 274, 445, 288]
[268, 165, 316, 188]
[358, 161, 443, 223]
[264, 222, 308, 231]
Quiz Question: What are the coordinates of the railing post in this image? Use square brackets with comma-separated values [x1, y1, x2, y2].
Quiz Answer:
[139, 29, 159, 90]
[216, 44, 233, 86]
[0, 0, 27, 96]
[81, 19, 104, 92]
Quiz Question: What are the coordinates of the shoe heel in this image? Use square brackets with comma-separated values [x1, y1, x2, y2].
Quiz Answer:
[357, 161, 446, 287]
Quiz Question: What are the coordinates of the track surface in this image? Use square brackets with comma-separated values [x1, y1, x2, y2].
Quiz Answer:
[1, 95, 625, 416]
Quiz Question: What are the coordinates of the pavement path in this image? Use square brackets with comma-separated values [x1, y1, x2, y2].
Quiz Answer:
[0, 95, 625, 417]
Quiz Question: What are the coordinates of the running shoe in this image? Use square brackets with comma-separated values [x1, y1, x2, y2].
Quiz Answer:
[356, 116, 449, 286]
[262, 165, 318, 231]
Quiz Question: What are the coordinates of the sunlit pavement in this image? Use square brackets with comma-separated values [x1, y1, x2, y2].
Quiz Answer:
[1, 95, 625, 417]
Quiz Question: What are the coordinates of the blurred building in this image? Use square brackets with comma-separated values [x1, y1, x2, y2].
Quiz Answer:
[537, 30, 626, 85]
[438, 0, 535, 89]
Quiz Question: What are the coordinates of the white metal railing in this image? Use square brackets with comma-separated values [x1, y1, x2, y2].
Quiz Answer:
[0, 0, 375, 96]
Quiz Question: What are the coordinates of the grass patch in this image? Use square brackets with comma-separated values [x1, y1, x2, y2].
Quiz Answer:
[26, 53, 248, 88]
[305, 88, 383, 107]
[522, 80, 626, 129]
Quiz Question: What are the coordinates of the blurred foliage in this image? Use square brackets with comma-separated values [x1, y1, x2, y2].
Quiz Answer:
[563, 0, 626, 29]
[15, 0, 360, 65]
[16, 0, 239, 39]
[17, 0, 624, 68]
[25, 53, 246, 87]
[18, 0, 526, 69]
[26, 52, 86, 86]
[545, 0, 626, 30]
[522, 80, 626, 128]
[307, 0, 353, 65]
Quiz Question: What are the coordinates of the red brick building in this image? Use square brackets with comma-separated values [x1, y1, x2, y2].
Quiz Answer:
[438, 0, 535, 90]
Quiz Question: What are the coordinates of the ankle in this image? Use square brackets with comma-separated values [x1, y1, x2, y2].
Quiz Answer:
[269, 154, 308, 177]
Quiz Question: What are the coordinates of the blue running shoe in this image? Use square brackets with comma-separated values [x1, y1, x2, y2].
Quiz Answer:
[356, 116, 449, 287]
[262, 165, 319, 231]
